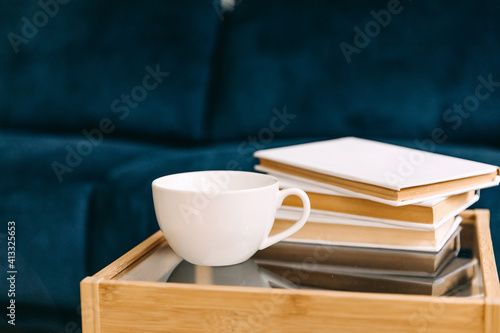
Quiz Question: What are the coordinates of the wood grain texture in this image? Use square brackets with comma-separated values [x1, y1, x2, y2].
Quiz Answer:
[95, 281, 485, 333]
[81, 210, 500, 333]
[473, 210, 500, 333]
[81, 277, 103, 333]
[474, 210, 500, 297]
[485, 297, 500, 333]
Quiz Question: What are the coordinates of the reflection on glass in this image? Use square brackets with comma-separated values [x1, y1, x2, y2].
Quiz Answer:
[167, 259, 297, 289]
[117, 240, 484, 297]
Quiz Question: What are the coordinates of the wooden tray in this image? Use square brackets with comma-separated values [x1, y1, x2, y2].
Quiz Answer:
[81, 209, 500, 333]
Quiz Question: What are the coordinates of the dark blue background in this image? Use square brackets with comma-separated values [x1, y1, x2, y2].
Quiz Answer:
[1, 0, 499, 331]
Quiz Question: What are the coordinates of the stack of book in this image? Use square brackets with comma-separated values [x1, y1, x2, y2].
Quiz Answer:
[253, 137, 499, 295]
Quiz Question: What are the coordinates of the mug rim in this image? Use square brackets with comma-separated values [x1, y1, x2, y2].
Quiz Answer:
[152, 170, 278, 194]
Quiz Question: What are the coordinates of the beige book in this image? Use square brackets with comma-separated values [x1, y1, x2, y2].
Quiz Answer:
[282, 190, 476, 225]
[270, 215, 462, 252]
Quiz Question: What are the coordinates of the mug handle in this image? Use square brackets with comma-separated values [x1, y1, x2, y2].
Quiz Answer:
[258, 188, 311, 250]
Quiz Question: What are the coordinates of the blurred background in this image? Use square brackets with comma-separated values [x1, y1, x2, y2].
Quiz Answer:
[1, 0, 499, 331]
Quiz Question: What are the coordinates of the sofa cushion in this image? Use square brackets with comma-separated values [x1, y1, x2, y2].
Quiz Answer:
[1, 131, 499, 331]
[0, 0, 220, 143]
[208, 0, 500, 147]
[0, 180, 92, 311]
[0, 130, 165, 318]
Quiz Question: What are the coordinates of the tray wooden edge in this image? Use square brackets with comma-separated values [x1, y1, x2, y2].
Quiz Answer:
[81, 231, 165, 333]
[469, 209, 500, 297]
[93, 230, 165, 280]
[81, 210, 500, 333]
[469, 209, 500, 333]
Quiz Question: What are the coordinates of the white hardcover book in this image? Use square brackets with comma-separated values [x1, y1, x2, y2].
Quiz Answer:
[256, 164, 493, 206]
[254, 137, 499, 205]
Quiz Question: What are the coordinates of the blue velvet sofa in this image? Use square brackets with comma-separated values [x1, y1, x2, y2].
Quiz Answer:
[1, 0, 499, 331]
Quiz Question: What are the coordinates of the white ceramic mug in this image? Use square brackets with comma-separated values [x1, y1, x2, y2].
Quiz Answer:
[152, 170, 310, 266]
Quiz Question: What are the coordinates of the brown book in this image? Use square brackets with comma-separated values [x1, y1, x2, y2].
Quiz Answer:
[282, 190, 477, 225]
[253, 228, 461, 276]
[258, 257, 477, 296]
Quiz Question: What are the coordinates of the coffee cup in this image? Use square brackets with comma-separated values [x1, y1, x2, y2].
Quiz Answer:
[152, 170, 310, 266]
